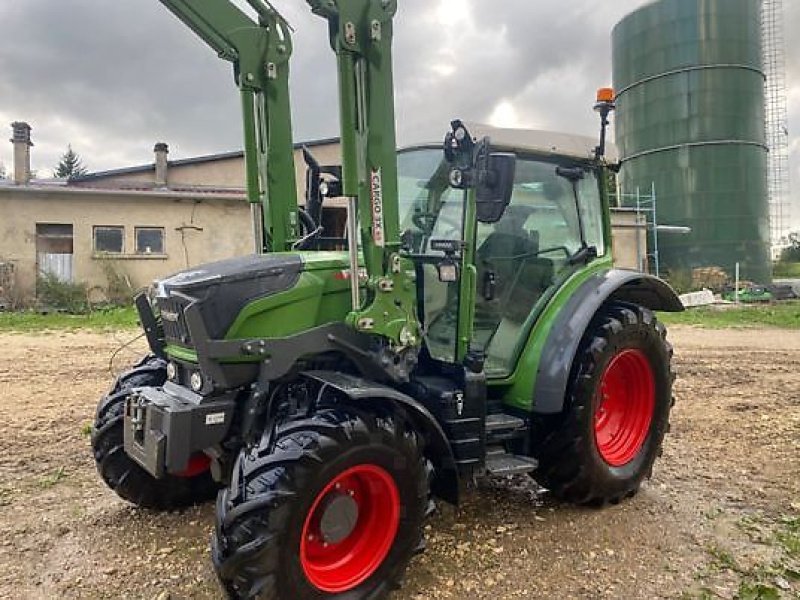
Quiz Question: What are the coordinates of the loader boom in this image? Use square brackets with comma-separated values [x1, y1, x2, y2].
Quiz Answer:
[160, 0, 422, 355]
[159, 0, 298, 252]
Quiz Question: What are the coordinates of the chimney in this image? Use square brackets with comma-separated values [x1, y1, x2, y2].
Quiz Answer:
[154, 142, 169, 187]
[10, 122, 32, 184]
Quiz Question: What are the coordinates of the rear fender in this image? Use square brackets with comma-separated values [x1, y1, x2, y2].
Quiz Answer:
[301, 370, 460, 505]
[533, 269, 681, 415]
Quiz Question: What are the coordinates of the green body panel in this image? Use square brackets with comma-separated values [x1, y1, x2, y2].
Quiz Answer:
[164, 252, 353, 364]
[456, 188, 478, 363]
[225, 252, 351, 340]
[612, 0, 770, 282]
[164, 344, 201, 363]
[493, 256, 613, 412]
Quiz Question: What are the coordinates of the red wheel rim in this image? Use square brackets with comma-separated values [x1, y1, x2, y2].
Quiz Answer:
[594, 348, 655, 467]
[300, 464, 400, 593]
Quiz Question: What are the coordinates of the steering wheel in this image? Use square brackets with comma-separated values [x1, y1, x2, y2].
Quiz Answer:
[412, 211, 461, 236]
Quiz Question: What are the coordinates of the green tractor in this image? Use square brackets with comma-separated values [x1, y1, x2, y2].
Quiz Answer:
[91, 1, 682, 598]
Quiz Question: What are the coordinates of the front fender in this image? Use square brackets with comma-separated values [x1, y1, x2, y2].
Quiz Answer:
[532, 269, 681, 415]
[301, 370, 460, 505]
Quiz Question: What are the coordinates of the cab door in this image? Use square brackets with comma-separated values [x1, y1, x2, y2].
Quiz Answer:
[472, 157, 606, 375]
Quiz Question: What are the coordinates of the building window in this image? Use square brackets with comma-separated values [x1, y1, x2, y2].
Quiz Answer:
[94, 226, 124, 253]
[135, 227, 165, 254]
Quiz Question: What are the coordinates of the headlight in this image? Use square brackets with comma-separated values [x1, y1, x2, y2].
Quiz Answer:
[166, 362, 178, 381]
[190, 371, 204, 392]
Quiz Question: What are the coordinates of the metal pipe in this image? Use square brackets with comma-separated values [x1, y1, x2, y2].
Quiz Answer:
[651, 182, 660, 278]
[251, 203, 265, 253]
[346, 196, 361, 310]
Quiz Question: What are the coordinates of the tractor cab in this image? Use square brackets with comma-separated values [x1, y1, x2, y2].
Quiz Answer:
[397, 126, 612, 375]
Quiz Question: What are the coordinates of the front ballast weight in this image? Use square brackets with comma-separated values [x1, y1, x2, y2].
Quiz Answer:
[123, 382, 235, 479]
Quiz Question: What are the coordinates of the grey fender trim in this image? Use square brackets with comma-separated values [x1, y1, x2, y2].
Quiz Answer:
[302, 370, 460, 505]
[532, 269, 681, 415]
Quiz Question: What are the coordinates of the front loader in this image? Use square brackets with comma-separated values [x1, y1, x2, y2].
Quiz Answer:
[91, 1, 683, 598]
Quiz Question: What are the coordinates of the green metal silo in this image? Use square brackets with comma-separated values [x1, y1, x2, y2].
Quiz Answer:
[613, 0, 771, 283]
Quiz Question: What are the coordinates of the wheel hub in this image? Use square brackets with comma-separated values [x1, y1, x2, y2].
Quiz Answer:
[319, 492, 359, 544]
[300, 464, 400, 593]
[594, 348, 655, 467]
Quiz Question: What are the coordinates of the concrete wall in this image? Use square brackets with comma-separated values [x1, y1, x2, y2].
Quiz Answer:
[0, 189, 252, 302]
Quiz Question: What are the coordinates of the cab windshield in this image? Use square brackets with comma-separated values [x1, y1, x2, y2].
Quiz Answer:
[398, 148, 606, 373]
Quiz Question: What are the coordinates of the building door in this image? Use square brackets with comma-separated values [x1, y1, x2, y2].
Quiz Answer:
[36, 224, 74, 282]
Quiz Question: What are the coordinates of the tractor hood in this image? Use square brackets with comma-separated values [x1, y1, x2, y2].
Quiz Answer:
[154, 252, 352, 346]
[156, 253, 304, 342]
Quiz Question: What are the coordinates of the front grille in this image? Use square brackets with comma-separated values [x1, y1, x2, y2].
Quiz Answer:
[158, 297, 192, 345]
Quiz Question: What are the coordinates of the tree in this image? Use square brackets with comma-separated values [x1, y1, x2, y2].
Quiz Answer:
[54, 145, 88, 179]
[0, 163, 6, 179]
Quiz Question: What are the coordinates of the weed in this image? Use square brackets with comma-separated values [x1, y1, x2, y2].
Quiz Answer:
[735, 582, 780, 600]
[707, 544, 740, 572]
[39, 467, 67, 489]
[81, 422, 93, 437]
[777, 517, 800, 558]
[98, 259, 135, 306]
[36, 272, 89, 314]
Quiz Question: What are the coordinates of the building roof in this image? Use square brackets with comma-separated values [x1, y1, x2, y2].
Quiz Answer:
[69, 136, 340, 183]
[0, 177, 245, 201]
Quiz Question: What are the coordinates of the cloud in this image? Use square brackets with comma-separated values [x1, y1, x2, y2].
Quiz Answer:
[0, 0, 796, 230]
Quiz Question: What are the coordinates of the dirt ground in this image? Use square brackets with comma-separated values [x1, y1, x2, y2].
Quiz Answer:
[0, 325, 798, 600]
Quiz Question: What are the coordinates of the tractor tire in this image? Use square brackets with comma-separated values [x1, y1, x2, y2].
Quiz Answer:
[532, 302, 674, 505]
[91, 355, 219, 510]
[212, 407, 430, 600]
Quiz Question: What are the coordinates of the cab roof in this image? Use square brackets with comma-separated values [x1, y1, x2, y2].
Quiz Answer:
[405, 123, 618, 163]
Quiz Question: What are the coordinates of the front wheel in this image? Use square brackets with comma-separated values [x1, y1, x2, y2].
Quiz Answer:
[532, 303, 674, 505]
[212, 407, 429, 599]
[91, 355, 219, 510]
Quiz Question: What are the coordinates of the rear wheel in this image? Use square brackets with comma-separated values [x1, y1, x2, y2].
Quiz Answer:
[91, 355, 219, 510]
[212, 407, 429, 599]
[532, 303, 674, 505]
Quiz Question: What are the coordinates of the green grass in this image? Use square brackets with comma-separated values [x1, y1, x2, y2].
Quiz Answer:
[773, 262, 800, 278]
[38, 467, 67, 489]
[0, 306, 138, 332]
[659, 301, 800, 329]
[2, 302, 799, 333]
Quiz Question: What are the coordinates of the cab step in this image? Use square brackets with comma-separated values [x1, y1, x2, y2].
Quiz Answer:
[485, 446, 538, 476]
[485, 412, 528, 444]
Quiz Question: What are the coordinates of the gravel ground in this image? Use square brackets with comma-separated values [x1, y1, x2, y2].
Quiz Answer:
[0, 326, 798, 600]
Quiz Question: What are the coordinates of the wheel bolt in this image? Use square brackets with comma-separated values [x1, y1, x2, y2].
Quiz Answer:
[348, 490, 355, 497]
[307, 534, 315, 541]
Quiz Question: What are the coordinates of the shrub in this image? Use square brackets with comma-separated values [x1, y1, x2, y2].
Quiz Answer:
[36, 272, 89, 314]
[99, 259, 134, 306]
[665, 269, 693, 295]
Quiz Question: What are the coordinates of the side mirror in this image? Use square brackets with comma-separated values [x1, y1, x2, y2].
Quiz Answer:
[476, 152, 516, 223]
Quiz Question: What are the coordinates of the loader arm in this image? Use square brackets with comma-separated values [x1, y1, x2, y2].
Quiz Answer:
[159, 0, 298, 252]
[307, 0, 422, 357]
[160, 0, 422, 359]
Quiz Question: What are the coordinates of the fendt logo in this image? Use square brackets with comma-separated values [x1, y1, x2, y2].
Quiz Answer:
[370, 168, 385, 247]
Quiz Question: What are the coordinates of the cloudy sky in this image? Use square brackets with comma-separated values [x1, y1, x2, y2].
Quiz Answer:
[0, 0, 797, 224]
